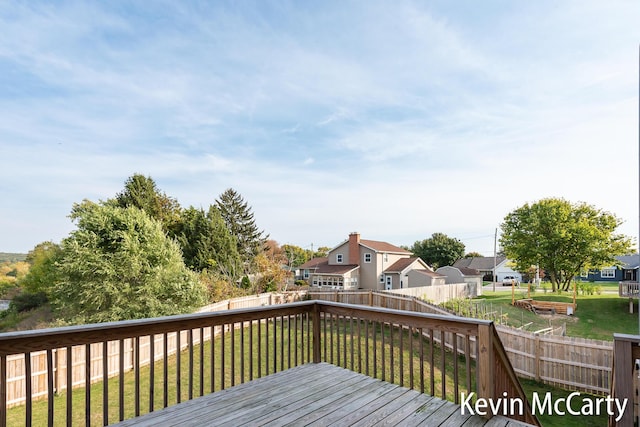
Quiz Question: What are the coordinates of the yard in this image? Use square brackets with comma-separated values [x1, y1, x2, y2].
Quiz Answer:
[467, 288, 640, 341]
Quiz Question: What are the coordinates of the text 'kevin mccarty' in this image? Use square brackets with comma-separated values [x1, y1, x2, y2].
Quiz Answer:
[460, 391, 628, 423]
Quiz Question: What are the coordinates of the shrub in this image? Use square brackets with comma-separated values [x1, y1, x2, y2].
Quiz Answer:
[10, 292, 48, 313]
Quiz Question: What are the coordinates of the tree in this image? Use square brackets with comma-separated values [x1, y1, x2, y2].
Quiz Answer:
[464, 252, 483, 258]
[51, 201, 207, 323]
[253, 240, 289, 293]
[410, 233, 465, 269]
[500, 198, 633, 292]
[19, 241, 61, 296]
[215, 188, 267, 271]
[112, 174, 181, 234]
[173, 206, 242, 278]
[281, 244, 310, 268]
[314, 246, 331, 258]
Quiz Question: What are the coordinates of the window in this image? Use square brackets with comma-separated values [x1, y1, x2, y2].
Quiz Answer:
[303, 269, 309, 279]
[380, 274, 385, 283]
[336, 254, 343, 263]
[364, 253, 372, 263]
[601, 269, 616, 279]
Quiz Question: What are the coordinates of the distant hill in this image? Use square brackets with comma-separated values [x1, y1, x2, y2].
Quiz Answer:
[0, 253, 27, 262]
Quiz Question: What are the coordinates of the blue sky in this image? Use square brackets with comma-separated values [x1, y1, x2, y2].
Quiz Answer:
[1, 1, 638, 256]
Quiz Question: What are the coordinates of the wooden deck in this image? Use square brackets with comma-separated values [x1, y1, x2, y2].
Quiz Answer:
[113, 363, 532, 427]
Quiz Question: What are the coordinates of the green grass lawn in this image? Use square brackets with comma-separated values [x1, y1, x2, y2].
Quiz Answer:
[473, 291, 639, 340]
[520, 379, 609, 427]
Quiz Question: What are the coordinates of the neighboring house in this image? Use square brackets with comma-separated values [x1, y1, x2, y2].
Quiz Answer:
[298, 257, 328, 281]
[384, 257, 445, 289]
[436, 266, 483, 297]
[583, 255, 640, 282]
[303, 232, 440, 290]
[452, 256, 522, 283]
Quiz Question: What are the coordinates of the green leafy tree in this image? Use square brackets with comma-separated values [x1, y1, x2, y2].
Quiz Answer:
[19, 241, 61, 297]
[173, 206, 242, 278]
[215, 188, 267, 271]
[112, 174, 181, 234]
[282, 244, 310, 268]
[51, 201, 206, 323]
[410, 233, 465, 269]
[314, 246, 331, 258]
[500, 198, 633, 292]
[464, 252, 483, 258]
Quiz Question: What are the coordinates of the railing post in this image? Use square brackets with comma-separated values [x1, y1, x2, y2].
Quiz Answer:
[476, 324, 495, 418]
[612, 336, 633, 426]
[312, 303, 321, 364]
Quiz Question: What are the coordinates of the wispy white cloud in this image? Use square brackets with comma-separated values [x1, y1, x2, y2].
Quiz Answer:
[0, 0, 637, 254]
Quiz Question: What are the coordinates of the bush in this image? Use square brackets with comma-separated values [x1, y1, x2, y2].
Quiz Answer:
[10, 292, 48, 313]
[240, 276, 251, 289]
[295, 280, 307, 287]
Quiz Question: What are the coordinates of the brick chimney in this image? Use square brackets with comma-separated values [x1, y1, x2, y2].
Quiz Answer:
[349, 232, 360, 264]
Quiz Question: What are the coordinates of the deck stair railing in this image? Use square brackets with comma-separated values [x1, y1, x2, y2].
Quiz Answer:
[0, 300, 539, 427]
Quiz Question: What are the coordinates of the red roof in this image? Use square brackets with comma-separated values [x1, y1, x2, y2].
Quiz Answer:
[299, 257, 328, 269]
[315, 264, 360, 275]
[360, 239, 411, 254]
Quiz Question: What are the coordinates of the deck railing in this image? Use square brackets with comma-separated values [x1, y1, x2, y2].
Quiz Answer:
[609, 333, 640, 426]
[0, 300, 539, 426]
[619, 281, 640, 298]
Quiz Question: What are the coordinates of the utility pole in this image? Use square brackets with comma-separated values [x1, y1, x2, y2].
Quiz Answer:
[493, 228, 497, 292]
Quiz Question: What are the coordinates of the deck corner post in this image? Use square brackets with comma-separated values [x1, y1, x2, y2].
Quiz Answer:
[476, 324, 495, 418]
[312, 303, 321, 364]
[612, 336, 633, 426]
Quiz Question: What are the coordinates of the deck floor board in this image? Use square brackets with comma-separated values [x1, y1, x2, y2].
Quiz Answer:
[113, 363, 534, 427]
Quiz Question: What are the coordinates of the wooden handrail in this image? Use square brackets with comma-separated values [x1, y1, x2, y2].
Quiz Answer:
[0, 300, 538, 426]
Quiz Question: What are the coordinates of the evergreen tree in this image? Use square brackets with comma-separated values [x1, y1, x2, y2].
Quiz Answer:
[112, 174, 181, 234]
[215, 188, 267, 271]
[173, 206, 242, 278]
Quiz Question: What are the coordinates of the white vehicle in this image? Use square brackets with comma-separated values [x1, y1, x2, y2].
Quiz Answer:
[502, 276, 519, 286]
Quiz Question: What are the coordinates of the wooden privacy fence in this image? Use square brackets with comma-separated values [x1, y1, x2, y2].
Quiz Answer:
[308, 289, 614, 395]
[496, 326, 612, 394]
[2, 292, 306, 409]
